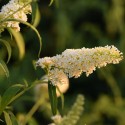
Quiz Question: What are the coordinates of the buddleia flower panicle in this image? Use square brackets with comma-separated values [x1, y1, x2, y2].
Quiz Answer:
[36, 45, 123, 86]
[0, 0, 32, 32]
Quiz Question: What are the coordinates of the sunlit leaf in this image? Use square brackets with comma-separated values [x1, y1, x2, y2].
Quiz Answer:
[6, 28, 13, 40]
[0, 84, 24, 115]
[7, 28, 25, 60]
[49, 0, 54, 6]
[48, 82, 57, 115]
[0, 39, 12, 63]
[5, 19, 42, 57]
[3, 111, 12, 125]
[49, 0, 59, 7]
[0, 60, 9, 78]
[31, 1, 41, 27]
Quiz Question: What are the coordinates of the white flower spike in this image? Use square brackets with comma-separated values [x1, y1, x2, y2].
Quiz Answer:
[36, 45, 123, 85]
[0, 0, 32, 32]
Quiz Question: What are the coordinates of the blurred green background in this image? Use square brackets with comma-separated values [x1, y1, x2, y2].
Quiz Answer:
[0, 0, 125, 124]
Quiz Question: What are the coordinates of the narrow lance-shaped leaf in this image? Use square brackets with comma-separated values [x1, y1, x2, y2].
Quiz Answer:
[7, 28, 25, 60]
[3, 111, 12, 125]
[31, 1, 41, 27]
[10, 112, 19, 125]
[5, 19, 42, 57]
[56, 86, 64, 110]
[49, 0, 54, 6]
[6, 28, 13, 40]
[0, 60, 9, 78]
[48, 82, 57, 115]
[0, 84, 24, 115]
[0, 39, 12, 63]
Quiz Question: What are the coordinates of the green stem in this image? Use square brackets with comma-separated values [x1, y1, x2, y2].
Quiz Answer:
[23, 99, 43, 125]
[7, 80, 47, 108]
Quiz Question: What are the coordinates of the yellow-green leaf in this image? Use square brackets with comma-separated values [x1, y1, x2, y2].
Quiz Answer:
[0, 39, 12, 63]
[7, 28, 25, 60]
[5, 19, 42, 57]
[31, 2, 41, 27]
[3, 111, 12, 125]
[10, 112, 19, 125]
[0, 60, 9, 78]
[49, 0, 54, 6]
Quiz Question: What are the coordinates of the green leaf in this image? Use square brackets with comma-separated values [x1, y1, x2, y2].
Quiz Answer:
[0, 39, 12, 63]
[48, 82, 57, 115]
[31, 2, 41, 27]
[49, 0, 54, 6]
[0, 60, 9, 78]
[56, 86, 64, 110]
[5, 19, 42, 57]
[10, 112, 19, 125]
[0, 84, 24, 115]
[7, 28, 25, 60]
[6, 28, 13, 40]
[3, 111, 12, 125]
